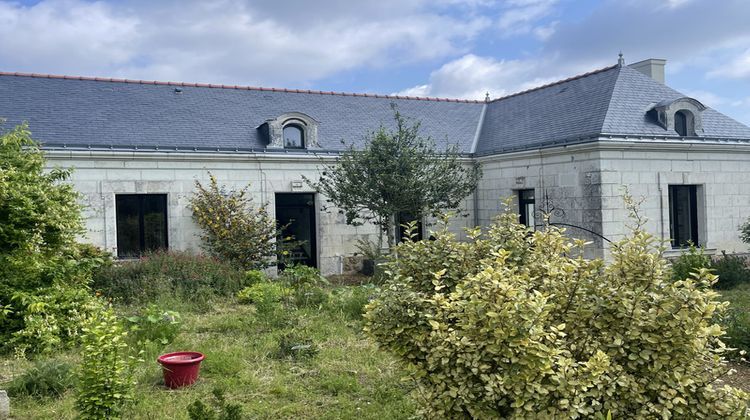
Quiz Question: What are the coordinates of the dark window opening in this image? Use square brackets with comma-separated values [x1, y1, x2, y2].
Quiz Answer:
[668, 185, 699, 248]
[674, 110, 689, 136]
[518, 189, 536, 229]
[116, 194, 168, 258]
[398, 212, 423, 242]
[283, 124, 304, 149]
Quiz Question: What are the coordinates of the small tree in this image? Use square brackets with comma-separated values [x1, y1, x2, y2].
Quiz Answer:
[306, 108, 481, 249]
[189, 174, 279, 270]
[0, 123, 103, 354]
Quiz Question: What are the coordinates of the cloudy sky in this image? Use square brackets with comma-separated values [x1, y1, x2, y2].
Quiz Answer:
[2, 0, 750, 124]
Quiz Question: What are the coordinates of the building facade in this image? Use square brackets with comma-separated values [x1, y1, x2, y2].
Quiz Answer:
[2, 58, 749, 273]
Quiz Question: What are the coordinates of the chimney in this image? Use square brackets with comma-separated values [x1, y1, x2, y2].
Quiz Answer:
[628, 58, 667, 84]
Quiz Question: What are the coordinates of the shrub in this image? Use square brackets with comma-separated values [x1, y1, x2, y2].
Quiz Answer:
[712, 252, 750, 290]
[0, 125, 106, 354]
[740, 216, 750, 245]
[237, 282, 286, 313]
[365, 203, 749, 418]
[279, 264, 327, 289]
[76, 305, 137, 419]
[245, 269, 267, 286]
[124, 305, 181, 346]
[671, 245, 711, 282]
[92, 251, 248, 306]
[187, 387, 243, 420]
[189, 174, 280, 270]
[6, 359, 75, 398]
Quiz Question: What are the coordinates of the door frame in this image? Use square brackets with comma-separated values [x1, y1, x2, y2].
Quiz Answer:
[274, 192, 318, 268]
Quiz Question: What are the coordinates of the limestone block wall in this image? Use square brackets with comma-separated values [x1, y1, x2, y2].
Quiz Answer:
[476, 146, 606, 258]
[596, 143, 750, 256]
[45, 150, 475, 274]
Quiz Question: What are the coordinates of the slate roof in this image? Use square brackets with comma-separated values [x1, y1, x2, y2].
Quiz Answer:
[1, 63, 750, 157]
[475, 65, 750, 156]
[0, 73, 484, 153]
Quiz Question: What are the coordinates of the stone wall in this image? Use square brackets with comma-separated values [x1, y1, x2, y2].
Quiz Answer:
[596, 143, 750, 257]
[476, 146, 606, 258]
[46, 150, 474, 275]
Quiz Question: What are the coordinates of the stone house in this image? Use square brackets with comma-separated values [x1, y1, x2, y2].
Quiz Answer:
[1, 57, 749, 274]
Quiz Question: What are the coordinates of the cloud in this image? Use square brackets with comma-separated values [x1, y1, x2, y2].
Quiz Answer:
[497, 0, 557, 37]
[395, 54, 561, 100]
[707, 49, 750, 80]
[0, 0, 489, 86]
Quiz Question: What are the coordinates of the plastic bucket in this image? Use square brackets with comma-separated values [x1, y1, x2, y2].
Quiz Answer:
[157, 351, 205, 389]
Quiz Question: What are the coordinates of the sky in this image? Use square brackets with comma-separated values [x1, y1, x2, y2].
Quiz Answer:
[2, 0, 750, 125]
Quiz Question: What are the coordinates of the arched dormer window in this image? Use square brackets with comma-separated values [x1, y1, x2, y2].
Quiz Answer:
[650, 97, 705, 137]
[258, 112, 320, 149]
[283, 124, 304, 148]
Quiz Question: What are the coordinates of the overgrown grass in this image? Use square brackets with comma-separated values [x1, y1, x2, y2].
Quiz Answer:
[0, 285, 415, 419]
[720, 283, 750, 358]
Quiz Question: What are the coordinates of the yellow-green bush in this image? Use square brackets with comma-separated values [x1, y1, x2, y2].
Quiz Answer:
[365, 205, 749, 418]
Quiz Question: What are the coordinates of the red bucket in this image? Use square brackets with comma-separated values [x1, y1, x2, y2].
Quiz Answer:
[157, 351, 205, 389]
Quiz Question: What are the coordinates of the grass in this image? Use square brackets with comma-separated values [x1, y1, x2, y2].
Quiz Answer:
[0, 286, 416, 419]
[719, 283, 750, 358]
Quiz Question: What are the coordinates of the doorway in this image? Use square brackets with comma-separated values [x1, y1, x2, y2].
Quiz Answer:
[275, 193, 317, 268]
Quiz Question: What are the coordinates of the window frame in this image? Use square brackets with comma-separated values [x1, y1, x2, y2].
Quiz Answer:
[115, 193, 169, 258]
[674, 110, 689, 136]
[668, 185, 699, 248]
[282, 123, 305, 149]
[517, 189, 536, 229]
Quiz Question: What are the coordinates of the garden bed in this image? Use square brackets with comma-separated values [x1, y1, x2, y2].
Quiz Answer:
[0, 286, 415, 419]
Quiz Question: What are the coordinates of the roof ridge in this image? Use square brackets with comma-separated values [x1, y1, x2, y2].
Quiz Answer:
[0, 71, 484, 104]
[488, 64, 619, 104]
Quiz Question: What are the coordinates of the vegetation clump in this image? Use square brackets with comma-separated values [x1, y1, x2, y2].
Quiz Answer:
[365, 202, 749, 418]
[189, 174, 280, 270]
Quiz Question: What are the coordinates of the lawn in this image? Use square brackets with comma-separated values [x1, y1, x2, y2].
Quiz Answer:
[0, 286, 416, 419]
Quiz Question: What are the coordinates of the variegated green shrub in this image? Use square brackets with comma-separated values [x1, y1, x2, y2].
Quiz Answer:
[365, 206, 749, 419]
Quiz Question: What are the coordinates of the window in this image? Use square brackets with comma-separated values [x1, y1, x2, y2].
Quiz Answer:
[518, 189, 536, 229]
[283, 124, 304, 149]
[674, 110, 689, 136]
[668, 185, 699, 248]
[116, 194, 168, 258]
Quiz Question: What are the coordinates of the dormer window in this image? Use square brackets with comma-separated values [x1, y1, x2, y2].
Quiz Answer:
[258, 112, 320, 149]
[650, 97, 705, 137]
[283, 124, 304, 148]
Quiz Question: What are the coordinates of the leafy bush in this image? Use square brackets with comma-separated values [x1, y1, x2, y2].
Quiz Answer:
[0, 125, 106, 354]
[76, 305, 137, 419]
[274, 330, 319, 361]
[124, 305, 181, 346]
[92, 251, 248, 306]
[187, 387, 243, 420]
[365, 204, 749, 418]
[189, 174, 280, 270]
[6, 359, 75, 398]
[279, 264, 328, 289]
[712, 252, 750, 290]
[740, 216, 750, 245]
[671, 245, 711, 282]
[245, 269, 267, 286]
[237, 282, 286, 313]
